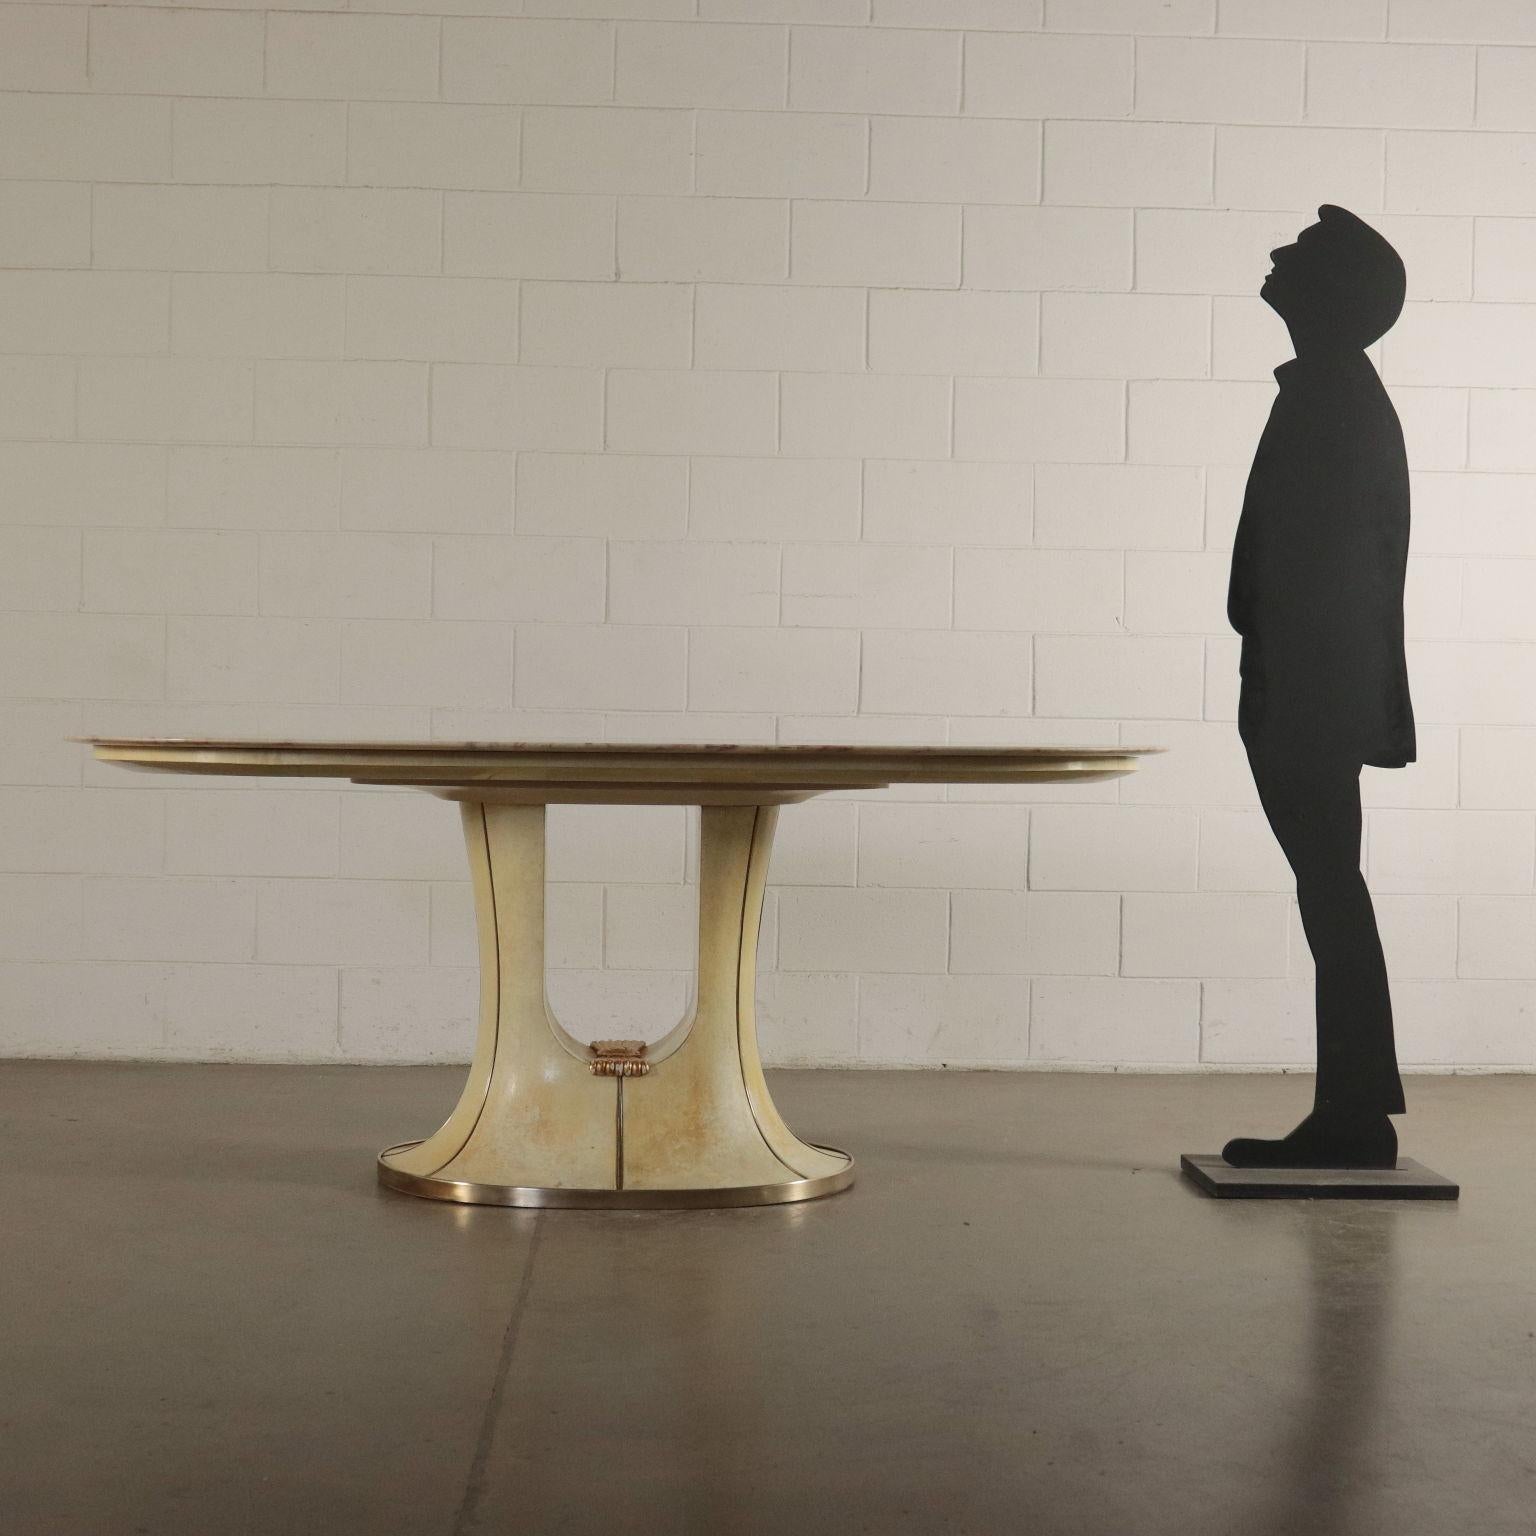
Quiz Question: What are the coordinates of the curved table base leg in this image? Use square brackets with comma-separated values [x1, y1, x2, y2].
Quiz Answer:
[377, 801, 855, 1210]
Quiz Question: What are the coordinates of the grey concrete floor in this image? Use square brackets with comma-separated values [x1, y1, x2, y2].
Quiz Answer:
[2, 1063, 1533, 1536]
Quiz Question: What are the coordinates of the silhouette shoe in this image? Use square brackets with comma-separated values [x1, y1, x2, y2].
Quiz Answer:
[1221, 1110, 1397, 1170]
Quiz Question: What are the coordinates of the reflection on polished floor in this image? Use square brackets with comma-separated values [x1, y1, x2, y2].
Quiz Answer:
[2, 1062, 1529, 1535]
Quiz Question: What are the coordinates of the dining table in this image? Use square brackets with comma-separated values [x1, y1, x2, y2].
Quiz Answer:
[88, 738, 1155, 1210]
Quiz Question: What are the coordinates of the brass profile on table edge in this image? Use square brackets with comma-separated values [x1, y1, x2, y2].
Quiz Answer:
[375, 1140, 856, 1210]
[588, 1039, 651, 1077]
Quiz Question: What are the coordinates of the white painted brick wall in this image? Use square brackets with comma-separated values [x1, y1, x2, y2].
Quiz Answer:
[4, 0, 1535, 1071]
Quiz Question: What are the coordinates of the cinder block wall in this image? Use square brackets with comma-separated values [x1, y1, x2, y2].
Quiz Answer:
[2, 0, 1534, 1068]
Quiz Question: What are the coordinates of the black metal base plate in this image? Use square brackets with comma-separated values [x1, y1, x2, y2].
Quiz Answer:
[1181, 1153, 1459, 1201]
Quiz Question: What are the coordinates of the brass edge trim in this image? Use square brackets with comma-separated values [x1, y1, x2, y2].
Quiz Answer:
[377, 1142, 855, 1210]
[615, 1076, 624, 1192]
[81, 737, 1164, 758]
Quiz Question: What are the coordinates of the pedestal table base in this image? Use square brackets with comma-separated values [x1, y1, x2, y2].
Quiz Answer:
[377, 800, 854, 1209]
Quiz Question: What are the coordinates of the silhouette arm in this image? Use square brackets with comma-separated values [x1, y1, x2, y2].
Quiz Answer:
[1245, 391, 1408, 731]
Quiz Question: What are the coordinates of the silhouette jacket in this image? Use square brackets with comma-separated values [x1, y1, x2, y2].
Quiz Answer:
[1227, 351, 1416, 769]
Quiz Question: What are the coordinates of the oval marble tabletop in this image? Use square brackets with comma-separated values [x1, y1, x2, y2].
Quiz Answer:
[85, 737, 1155, 804]
[86, 736, 1161, 1209]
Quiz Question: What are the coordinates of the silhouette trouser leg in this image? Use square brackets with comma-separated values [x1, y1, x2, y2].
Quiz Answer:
[1244, 740, 1406, 1118]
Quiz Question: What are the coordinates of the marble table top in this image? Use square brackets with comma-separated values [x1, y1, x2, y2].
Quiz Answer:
[85, 737, 1160, 802]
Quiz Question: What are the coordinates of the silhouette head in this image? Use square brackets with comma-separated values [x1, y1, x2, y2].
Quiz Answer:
[1261, 205, 1406, 351]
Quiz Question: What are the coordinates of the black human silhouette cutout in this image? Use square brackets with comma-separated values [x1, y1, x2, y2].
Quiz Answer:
[1221, 205, 1413, 1171]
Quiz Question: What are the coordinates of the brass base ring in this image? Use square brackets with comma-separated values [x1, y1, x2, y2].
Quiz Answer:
[376, 1141, 855, 1210]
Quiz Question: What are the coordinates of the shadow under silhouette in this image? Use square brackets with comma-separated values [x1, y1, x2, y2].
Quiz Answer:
[1250, 1207, 1400, 1536]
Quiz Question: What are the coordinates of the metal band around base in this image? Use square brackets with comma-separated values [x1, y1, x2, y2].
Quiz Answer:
[377, 1141, 856, 1210]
